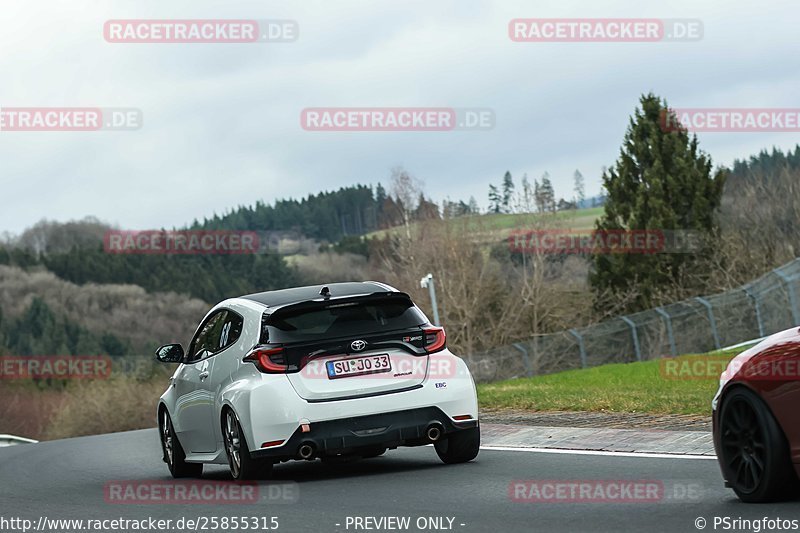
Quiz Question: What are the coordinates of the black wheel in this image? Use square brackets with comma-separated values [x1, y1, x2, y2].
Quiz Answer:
[222, 409, 273, 480]
[434, 427, 480, 464]
[718, 388, 795, 502]
[160, 409, 203, 478]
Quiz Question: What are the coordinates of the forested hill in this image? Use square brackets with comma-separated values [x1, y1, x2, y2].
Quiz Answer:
[193, 184, 382, 241]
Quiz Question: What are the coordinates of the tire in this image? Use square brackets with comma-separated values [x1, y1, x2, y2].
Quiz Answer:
[222, 409, 273, 481]
[718, 387, 796, 502]
[160, 409, 203, 478]
[434, 427, 480, 464]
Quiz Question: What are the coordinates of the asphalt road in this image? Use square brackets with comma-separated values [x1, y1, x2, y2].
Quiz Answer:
[0, 429, 798, 533]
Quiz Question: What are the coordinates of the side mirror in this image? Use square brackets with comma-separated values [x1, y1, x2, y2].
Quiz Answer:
[156, 344, 185, 363]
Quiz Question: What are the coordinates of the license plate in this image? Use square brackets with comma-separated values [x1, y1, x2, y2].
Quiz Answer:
[326, 354, 392, 379]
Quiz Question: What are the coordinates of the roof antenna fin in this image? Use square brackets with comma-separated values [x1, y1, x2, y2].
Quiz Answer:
[319, 286, 331, 299]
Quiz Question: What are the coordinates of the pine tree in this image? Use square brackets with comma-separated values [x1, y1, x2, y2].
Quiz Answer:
[488, 185, 502, 214]
[501, 171, 515, 213]
[539, 173, 555, 212]
[590, 93, 727, 312]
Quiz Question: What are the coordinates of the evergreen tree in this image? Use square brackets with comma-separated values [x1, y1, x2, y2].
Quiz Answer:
[488, 185, 502, 214]
[539, 172, 555, 212]
[501, 171, 515, 213]
[590, 93, 727, 312]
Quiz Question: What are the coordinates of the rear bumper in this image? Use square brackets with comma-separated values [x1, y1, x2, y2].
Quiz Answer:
[228, 352, 479, 456]
[251, 406, 477, 460]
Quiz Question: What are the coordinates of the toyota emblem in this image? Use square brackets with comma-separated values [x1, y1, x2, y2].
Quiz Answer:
[350, 340, 367, 352]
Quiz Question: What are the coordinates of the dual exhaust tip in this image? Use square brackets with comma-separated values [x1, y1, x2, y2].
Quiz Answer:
[296, 423, 444, 459]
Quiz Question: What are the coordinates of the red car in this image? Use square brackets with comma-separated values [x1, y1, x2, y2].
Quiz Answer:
[713, 326, 800, 502]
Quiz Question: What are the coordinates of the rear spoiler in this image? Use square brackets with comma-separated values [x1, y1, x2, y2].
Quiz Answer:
[263, 291, 414, 318]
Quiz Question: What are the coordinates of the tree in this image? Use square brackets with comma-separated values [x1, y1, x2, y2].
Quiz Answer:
[375, 183, 387, 224]
[467, 196, 479, 214]
[539, 172, 555, 212]
[488, 185, 502, 214]
[501, 171, 515, 213]
[590, 93, 727, 312]
[389, 167, 423, 240]
[573, 170, 585, 207]
[520, 174, 533, 213]
[533, 179, 543, 213]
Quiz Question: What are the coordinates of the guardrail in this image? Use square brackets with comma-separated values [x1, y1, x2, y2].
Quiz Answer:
[466, 258, 800, 382]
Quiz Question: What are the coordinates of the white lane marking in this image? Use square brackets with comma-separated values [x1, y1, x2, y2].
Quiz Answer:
[480, 446, 716, 460]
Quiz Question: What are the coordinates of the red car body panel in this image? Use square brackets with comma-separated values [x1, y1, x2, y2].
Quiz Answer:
[713, 327, 800, 479]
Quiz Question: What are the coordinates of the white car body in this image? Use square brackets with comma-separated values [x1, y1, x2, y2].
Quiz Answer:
[157, 282, 479, 477]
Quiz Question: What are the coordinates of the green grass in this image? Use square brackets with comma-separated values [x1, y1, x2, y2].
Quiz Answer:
[366, 207, 604, 241]
[477, 347, 748, 416]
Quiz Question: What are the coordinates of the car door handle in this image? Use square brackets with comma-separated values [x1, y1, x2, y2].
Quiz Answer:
[199, 371, 210, 380]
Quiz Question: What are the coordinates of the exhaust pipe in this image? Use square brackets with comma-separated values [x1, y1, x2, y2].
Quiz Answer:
[297, 443, 315, 460]
[426, 423, 443, 442]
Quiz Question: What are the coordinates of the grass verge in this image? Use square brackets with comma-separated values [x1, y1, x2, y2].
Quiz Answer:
[477, 347, 748, 416]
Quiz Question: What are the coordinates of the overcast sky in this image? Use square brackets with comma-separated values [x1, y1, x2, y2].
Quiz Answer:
[1, 0, 798, 234]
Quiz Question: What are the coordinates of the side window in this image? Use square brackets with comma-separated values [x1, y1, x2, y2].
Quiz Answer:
[219, 312, 244, 351]
[187, 309, 245, 363]
[187, 311, 228, 363]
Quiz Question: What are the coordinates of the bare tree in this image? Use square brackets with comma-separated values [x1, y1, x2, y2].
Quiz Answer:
[389, 166, 424, 241]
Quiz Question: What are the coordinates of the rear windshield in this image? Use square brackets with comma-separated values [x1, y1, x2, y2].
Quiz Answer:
[263, 297, 427, 343]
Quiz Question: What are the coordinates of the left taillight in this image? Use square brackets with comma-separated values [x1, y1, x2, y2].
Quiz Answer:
[244, 346, 288, 373]
[423, 326, 446, 353]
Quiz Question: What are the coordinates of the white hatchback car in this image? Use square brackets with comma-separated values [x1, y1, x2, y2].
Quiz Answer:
[156, 282, 480, 480]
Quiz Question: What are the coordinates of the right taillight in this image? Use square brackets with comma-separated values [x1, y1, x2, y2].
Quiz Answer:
[244, 346, 288, 373]
[423, 326, 446, 353]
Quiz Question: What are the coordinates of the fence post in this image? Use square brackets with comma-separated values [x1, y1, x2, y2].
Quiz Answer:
[619, 316, 642, 362]
[655, 307, 677, 357]
[743, 286, 765, 337]
[569, 329, 587, 369]
[512, 343, 533, 377]
[695, 297, 721, 350]
[773, 270, 800, 325]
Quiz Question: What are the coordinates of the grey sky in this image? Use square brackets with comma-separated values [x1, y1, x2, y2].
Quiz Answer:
[1, 0, 798, 233]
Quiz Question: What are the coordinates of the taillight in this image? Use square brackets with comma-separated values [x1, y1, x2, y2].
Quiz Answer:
[423, 326, 446, 353]
[244, 347, 288, 373]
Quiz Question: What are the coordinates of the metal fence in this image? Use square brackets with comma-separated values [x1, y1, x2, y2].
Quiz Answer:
[465, 258, 800, 382]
